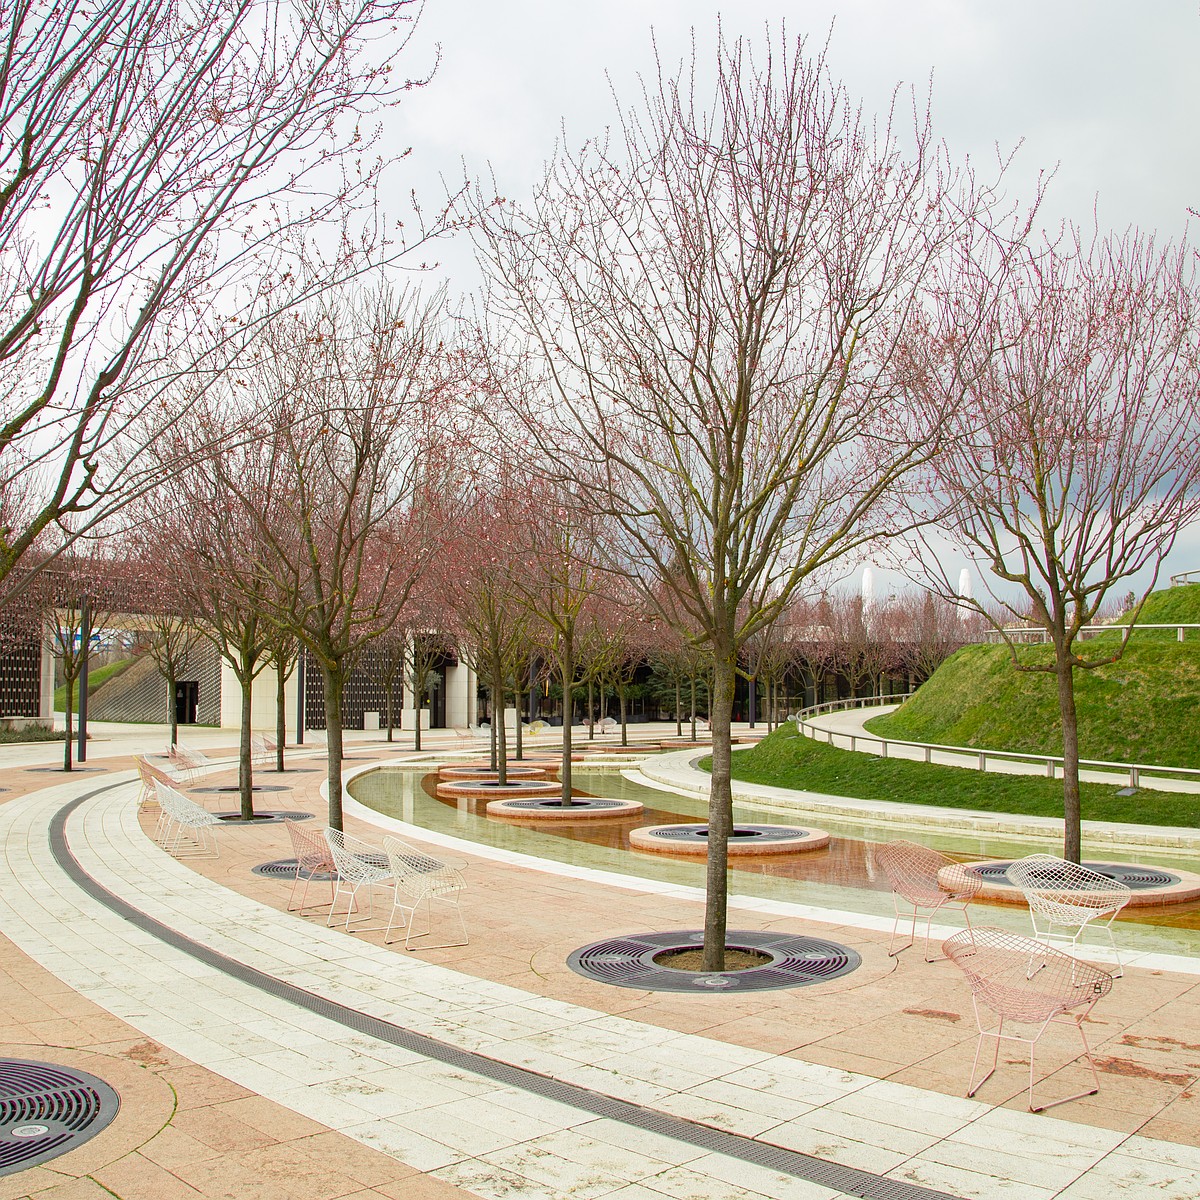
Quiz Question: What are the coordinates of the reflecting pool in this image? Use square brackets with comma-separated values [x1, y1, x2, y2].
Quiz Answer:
[349, 765, 1200, 958]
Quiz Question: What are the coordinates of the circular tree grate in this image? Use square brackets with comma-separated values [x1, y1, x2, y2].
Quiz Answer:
[567, 930, 861, 993]
[213, 810, 314, 825]
[646, 824, 809, 842]
[0, 1059, 120, 1177]
[973, 862, 1181, 890]
[497, 798, 630, 811]
[251, 858, 337, 881]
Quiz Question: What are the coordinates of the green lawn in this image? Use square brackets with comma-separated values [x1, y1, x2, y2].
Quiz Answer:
[715, 725, 1200, 828]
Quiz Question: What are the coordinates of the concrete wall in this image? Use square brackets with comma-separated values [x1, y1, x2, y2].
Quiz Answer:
[219, 661, 298, 732]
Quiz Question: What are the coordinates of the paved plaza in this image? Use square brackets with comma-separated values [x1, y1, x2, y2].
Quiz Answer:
[1, 724, 1199, 1199]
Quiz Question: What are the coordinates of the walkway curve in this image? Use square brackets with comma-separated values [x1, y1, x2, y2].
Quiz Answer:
[44, 781, 957, 1200]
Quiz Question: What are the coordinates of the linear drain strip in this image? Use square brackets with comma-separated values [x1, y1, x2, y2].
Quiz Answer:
[50, 783, 962, 1200]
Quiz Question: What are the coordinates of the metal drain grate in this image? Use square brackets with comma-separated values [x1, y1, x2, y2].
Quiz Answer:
[646, 824, 808, 842]
[251, 858, 337, 881]
[212, 810, 314, 825]
[568, 930, 862, 993]
[194, 785, 291, 794]
[51, 781, 963, 1200]
[974, 862, 1180, 890]
[0, 1059, 120, 1177]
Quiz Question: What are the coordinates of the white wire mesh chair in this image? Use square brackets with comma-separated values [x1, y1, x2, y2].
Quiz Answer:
[1005, 854, 1132, 977]
[251, 732, 277, 769]
[874, 840, 983, 960]
[165, 742, 212, 786]
[134, 755, 182, 814]
[322, 828, 393, 932]
[283, 819, 337, 915]
[381, 835, 468, 950]
[153, 780, 221, 858]
[943, 926, 1114, 1112]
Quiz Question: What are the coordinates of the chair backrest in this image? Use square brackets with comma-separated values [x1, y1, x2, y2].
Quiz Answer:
[285, 819, 334, 873]
[322, 827, 389, 884]
[382, 835, 448, 876]
[874, 840, 966, 904]
[1005, 854, 1132, 915]
[943, 925, 1113, 1022]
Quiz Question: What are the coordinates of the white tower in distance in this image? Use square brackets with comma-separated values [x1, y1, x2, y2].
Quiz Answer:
[861, 566, 876, 610]
[958, 567, 972, 601]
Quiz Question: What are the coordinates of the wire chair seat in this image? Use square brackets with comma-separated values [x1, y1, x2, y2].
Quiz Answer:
[382, 835, 469, 950]
[874, 840, 982, 960]
[1005, 854, 1132, 976]
[943, 926, 1114, 1112]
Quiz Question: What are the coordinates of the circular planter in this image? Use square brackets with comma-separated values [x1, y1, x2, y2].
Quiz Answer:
[438, 763, 548, 781]
[435, 778, 562, 801]
[629, 823, 830, 856]
[486, 795, 644, 820]
[944, 859, 1200, 907]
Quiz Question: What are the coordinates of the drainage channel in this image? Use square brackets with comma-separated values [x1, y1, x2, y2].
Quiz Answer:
[49, 781, 963, 1200]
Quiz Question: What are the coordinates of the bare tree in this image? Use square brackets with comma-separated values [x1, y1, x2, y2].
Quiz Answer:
[0, 0, 436, 600]
[474, 33, 991, 968]
[223, 286, 458, 829]
[907, 228, 1200, 862]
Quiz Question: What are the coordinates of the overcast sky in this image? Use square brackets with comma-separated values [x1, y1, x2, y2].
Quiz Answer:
[385, 0, 1200, 598]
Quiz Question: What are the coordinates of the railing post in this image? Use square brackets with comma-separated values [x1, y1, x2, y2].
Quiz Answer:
[978, 752, 986, 771]
[1131, 766, 1140, 788]
[1046, 760, 1055, 778]
[849, 736, 856, 752]
[1179, 627, 1185, 643]
[880, 740, 888, 759]
[924, 747, 931, 763]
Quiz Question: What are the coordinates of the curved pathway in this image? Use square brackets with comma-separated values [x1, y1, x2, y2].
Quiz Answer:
[1, 730, 1200, 1198]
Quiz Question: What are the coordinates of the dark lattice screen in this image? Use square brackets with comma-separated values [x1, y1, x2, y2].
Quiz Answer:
[0, 640, 42, 717]
[302, 646, 454, 731]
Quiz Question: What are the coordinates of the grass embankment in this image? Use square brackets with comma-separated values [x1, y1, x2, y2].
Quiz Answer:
[866, 584, 1200, 769]
[721, 725, 1200, 828]
[54, 656, 136, 712]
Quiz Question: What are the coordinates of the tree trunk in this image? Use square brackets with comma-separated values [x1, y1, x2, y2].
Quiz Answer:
[324, 666, 346, 831]
[414, 677, 423, 751]
[385, 679, 394, 742]
[559, 648, 573, 805]
[619, 684, 627, 746]
[238, 672, 255, 820]
[275, 664, 287, 772]
[1056, 657, 1083, 863]
[690, 676, 697, 741]
[675, 679, 682, 736]
[748, 675, 756, 728]
[703, 651, 737, 972]
[493, 653, 508, 785]
[587, 678, 594, 739]
[514, 683, 524, 760]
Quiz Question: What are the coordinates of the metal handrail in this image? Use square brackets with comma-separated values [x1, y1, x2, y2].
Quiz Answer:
[790, 697, 1200, 791]
[983, 623, 1200, 645]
